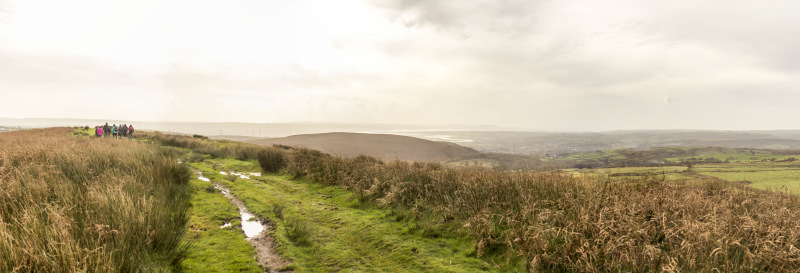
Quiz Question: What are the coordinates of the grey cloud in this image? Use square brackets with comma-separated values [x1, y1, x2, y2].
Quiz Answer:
[0, 0, 13, 14]
[644, 1, 800, 71]
[375, 0, 550, 38]
[160, 62, 383, 97]
[0, 50, 141, 86]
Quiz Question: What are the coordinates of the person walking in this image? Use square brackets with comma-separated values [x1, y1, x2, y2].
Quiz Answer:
[112, 124, 118, 139]
[96, 126, 103, 138]
[128, 124, 134, 138]
[103, 123, 111, 138]
[120, 124, 127, 138]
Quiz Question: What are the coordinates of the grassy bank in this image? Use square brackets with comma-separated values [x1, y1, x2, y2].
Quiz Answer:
[140, 131, 800, 272]
[0, 128, 192, 272]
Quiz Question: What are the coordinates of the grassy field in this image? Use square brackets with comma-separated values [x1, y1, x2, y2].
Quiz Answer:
[570, 166, 691, 181]
[10, 127, 800, 272]
[133, 131, 800, 272]
[555, 146, 800, 165]
[567, 162, 800, 194]
[558, 149, 626, 161]
[1, 128, 192, 272]
[692, 162, 800, 193]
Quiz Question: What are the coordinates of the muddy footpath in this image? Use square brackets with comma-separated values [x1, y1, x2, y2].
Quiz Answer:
[193, 168, 292, 272]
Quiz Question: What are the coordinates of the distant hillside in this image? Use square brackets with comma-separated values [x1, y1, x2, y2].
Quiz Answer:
[209, 135, 262, 142]
[244, 132, 482, 162]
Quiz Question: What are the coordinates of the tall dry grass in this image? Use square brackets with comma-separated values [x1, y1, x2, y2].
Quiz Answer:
[0, 128, 191, 272]
[142, 131, 800, 272]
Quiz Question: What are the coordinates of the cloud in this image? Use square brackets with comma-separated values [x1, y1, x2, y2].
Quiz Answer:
[376, 0, 550, 37]
[0, 50, 140, 86]
[1, 0, 799, 130]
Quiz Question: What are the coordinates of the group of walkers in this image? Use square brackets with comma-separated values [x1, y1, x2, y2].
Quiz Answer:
[95, 123, 134, 139]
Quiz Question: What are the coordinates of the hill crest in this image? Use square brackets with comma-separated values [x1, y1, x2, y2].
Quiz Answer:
[244, 132, 481, 162]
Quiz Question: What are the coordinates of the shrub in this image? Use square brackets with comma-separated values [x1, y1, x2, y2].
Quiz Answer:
[258, 148, 287, 173]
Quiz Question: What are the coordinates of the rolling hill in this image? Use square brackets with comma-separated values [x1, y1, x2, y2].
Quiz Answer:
[244, 132, 482, 162]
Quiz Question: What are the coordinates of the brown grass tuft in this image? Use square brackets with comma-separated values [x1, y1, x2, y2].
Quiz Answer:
[0, 128, 191, 272]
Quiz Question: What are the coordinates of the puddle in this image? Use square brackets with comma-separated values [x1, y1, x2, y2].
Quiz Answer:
[221, 171, 256, 179]
[241, 211, 265, 238]
[221, 222, 232, 228]
[198, 176, 210, 182]
[213, 185, 229, 195]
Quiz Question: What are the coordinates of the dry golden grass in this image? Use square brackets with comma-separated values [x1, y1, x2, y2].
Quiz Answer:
[0, 128, 191, 272]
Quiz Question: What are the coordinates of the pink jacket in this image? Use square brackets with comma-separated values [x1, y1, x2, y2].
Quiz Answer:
[97, 127, 103, 136]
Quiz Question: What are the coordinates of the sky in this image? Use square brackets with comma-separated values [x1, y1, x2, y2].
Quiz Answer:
[0, 0, 799, 131]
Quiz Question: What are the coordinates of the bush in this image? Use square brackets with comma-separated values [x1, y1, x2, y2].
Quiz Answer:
[258, 148, 287, 173]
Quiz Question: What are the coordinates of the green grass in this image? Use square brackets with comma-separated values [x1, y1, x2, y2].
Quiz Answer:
[445, 158, 500, 168]
[666, 153, 799, 163]
[560, 149, 625, 161]
[692, 163, 800, 193]
[189, 158, 508, 272]
[570, 162, 800, 194]
[571, 166, 691, 180]
[179, 177, 263, 273]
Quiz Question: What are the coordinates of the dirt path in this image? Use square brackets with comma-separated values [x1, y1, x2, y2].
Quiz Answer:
[191, 168, 291, 273]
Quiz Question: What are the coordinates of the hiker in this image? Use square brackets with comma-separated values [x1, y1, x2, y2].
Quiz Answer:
[112, 124, 118, 139]
[95, 126, 103, 138]
[128, 124, 134, 138]
[103, 123, 111, 138]
[120, 124, 127, 138]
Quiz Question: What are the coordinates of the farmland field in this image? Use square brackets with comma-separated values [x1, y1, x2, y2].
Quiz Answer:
[570, 166, 691, 180]
[693, 163, 800, 193]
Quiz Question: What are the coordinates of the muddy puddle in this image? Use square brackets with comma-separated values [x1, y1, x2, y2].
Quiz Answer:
[193, 169, 291, 272]
[220, 171, 262, 180]
[214, 184, 265, 238]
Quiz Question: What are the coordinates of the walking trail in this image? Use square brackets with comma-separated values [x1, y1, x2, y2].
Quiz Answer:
[192, 168, 291, 272]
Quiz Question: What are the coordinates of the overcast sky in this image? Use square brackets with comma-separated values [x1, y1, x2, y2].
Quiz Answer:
[1, 0, 798, 131]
